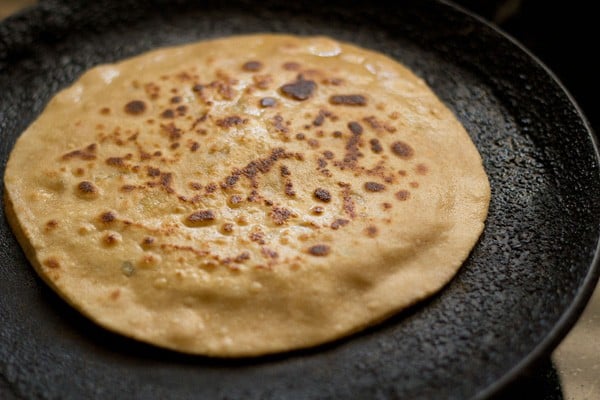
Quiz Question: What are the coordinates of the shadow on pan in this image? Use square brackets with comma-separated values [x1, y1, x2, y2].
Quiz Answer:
[0, 1, 599, 399]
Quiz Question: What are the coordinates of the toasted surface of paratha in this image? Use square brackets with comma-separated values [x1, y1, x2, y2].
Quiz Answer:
[4, 34, 490, 356]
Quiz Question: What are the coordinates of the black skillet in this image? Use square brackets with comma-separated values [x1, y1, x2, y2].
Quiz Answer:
[1, 0, 599, 399]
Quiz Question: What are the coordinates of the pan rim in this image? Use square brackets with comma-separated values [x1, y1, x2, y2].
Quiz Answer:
[437, 1, 600, 398]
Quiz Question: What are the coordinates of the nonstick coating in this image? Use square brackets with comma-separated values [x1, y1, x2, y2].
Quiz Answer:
[1, 1, 599, 399]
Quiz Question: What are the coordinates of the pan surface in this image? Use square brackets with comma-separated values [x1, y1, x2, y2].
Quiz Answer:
[1, 0, 599, 399]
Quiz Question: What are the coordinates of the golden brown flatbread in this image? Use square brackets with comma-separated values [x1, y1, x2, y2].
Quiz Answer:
[4, 34, 490, 356]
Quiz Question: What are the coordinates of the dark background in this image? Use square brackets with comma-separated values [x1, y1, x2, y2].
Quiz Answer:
[455, 0, 597, 135]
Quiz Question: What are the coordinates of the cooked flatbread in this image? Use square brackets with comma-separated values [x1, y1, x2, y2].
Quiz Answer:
[4, 34, 490, 356]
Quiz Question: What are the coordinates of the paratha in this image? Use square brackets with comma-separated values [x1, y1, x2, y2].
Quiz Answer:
[4, 34, 490, 356]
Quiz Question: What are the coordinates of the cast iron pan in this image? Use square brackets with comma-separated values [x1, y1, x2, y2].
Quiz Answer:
[1, 0, 599, 399]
